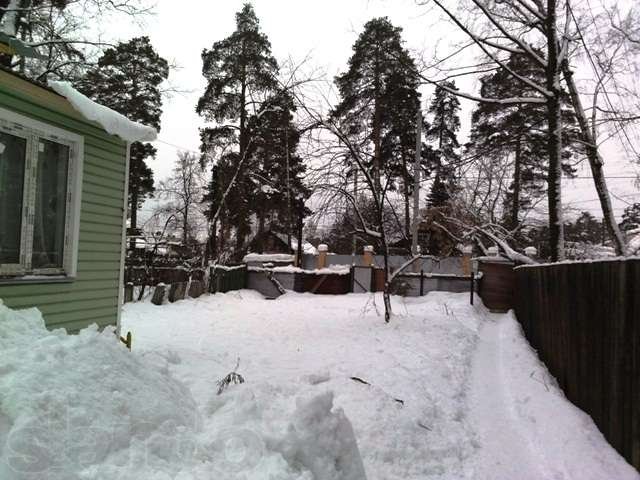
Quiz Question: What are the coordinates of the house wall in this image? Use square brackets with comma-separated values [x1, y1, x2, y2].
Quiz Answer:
[0, 71, 127, 332]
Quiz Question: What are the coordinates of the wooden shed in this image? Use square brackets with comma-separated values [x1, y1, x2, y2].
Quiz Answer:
[0, 68, 155, 332]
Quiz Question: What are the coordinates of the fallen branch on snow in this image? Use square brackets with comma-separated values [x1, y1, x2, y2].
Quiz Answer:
[217, 358, 245, 395]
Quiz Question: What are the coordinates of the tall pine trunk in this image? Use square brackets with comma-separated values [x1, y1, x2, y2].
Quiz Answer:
[129, 190, 138, 252]
[545, 0, 564, 261]
[511, 138, 521, 229]
[562, 65, 626, 255]
[403, 154, 411, 240]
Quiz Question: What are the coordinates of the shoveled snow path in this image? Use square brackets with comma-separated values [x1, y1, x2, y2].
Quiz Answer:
[468, 313, 545, 479]
[467, 308, 639, 480]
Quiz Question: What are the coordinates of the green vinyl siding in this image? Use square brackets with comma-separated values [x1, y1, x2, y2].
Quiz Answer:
[0, 71, 127, 332]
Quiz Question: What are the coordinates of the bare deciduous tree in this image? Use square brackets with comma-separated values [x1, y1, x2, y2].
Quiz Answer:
[157, 151, 207, 246]
[416, 0, 640, 259]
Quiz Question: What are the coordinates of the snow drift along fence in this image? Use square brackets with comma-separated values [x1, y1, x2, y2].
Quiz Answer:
[514, 258, 640, 470]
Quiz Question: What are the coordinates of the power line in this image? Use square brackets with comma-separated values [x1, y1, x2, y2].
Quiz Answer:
[155, 138, 200, 155]
[567, 191, 640, 204]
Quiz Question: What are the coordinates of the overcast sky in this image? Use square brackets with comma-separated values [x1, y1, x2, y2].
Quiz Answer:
[115, 0, 640, 222]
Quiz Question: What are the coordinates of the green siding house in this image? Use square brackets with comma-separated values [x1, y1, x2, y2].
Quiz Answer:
[0, 69, 154, 332]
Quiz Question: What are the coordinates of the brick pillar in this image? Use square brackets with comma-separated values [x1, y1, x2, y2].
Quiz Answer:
[317, 244, 328, 269]
[363, 245, 374, 266]
[462, 244, 473, 276]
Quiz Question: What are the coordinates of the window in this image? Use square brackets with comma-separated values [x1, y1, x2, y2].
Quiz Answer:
[0, 107, 83, 279]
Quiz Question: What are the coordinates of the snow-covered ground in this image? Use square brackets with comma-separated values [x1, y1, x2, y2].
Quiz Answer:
[1, 292, 638, 479]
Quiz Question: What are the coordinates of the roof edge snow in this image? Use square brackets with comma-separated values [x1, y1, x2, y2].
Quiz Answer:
[48, 81, 157, 142]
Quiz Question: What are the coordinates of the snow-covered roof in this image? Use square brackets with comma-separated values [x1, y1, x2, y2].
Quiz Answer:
[48, 81, 157, 142]
[272, 232, 318, 255]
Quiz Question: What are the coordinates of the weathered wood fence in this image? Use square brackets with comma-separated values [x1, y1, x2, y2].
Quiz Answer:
[514, 259, 640, 470]
[210, 265, 247, 293]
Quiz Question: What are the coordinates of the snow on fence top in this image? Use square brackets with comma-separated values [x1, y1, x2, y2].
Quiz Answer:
[249, 265, 351, 275]
[49, 81, 158, 142]
[514, 255, 640, 270]
[243, 253, 295, 263]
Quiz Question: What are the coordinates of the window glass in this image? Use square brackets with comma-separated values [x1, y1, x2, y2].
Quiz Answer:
[0, 131, 27, 265]
[31, 139, 70, 270]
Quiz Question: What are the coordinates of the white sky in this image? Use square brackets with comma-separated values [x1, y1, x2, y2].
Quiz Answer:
[113, 0, 640, 222]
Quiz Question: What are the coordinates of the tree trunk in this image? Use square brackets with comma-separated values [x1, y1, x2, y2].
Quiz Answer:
[562, 65, 626, 255]
[511, 138, 521, 229]
[257, 212, 265, 252]
[403, 154, 411, 240]
[182, 205, 189, 245]
[129, 189, 138, 252]
[545, 0, 564, 262]
[296, 212, 304, 267]
[205, 218, 218, 264]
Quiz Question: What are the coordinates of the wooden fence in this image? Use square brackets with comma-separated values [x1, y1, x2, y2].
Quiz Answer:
[210, 265, 247, 293]
[514, 259, 640, 470]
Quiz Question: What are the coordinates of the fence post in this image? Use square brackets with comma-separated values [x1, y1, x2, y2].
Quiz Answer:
[349, 265, 355, 293]
[420, 269, 424, 296]
[124, 282, 133, 303]
[470, 274, 474, 305]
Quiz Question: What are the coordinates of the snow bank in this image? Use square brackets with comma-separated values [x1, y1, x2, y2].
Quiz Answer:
[274, 392, 366, 480]
[0, 301, 367, 479]
[0, 302, 198, 480]
[48, 81, 157, 142]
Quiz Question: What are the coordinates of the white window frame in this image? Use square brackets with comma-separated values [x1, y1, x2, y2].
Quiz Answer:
[0, 106, 84, 280]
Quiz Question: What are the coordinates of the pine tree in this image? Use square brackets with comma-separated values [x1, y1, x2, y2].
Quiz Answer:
[467, 52, 582, 229]
[566, 211, 604, 243]
[196, 3, 278, 258]
[247, 92, 310, 247]
[332, 17, 423, 236]
[77, 36, 168, 242]
[425, 81, 461, 207]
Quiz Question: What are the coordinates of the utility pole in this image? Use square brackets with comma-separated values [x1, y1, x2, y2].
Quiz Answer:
[411, 106, 422, 256]
[351, 165, 358, 264]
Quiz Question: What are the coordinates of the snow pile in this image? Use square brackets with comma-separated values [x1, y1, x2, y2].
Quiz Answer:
[48, 81, 157, 142]
[203, 386, 366, 479]
[275, 392, 366, 480]
[0, 302, 199, 480]
[0, 300, 367, 479]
